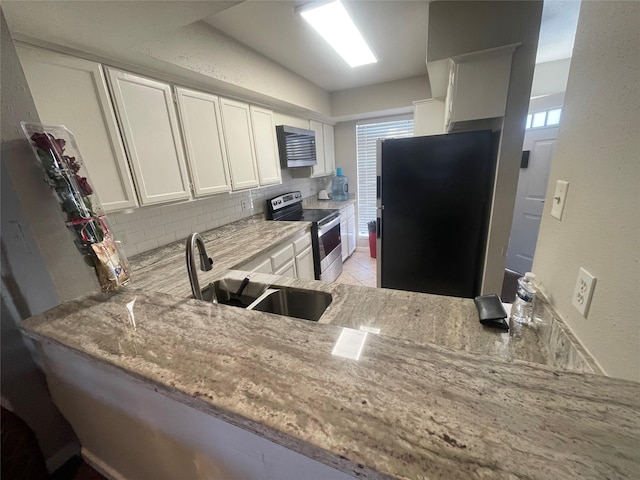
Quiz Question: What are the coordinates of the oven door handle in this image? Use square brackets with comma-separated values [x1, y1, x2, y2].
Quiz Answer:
[317, 215, 341, 236]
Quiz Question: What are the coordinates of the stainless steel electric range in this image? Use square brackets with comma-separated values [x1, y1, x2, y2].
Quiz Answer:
[266, 191, 343, 282]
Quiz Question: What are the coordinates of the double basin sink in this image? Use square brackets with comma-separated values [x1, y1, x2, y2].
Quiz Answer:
[200, 278, 332, 322]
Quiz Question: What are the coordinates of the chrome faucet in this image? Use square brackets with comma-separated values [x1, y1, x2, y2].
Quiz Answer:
[186, 233, 215, 302]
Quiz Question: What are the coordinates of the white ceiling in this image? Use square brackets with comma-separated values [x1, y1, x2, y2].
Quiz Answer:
[3, 0, 579, 96]
[203, 1, 430, 92]
[536, 0, 581, 63]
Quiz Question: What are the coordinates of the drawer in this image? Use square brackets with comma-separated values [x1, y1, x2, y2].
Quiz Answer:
[345, 204, 355, 218]
[293, 232, 312, 254]
[270, 243, 295, 271]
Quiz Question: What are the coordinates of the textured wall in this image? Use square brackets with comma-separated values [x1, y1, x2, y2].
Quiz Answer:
[532, 2, 640, 381]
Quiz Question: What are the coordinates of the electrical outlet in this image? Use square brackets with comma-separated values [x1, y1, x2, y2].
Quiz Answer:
[241, 200, 247, 211]
[550, 180, 569, 220]
[572, 267, 596, 317]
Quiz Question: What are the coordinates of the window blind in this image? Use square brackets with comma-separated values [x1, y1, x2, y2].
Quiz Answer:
[356, 119, 414, 236]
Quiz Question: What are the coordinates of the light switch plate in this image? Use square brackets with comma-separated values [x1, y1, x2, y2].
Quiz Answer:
[572, 267, 596, 317]
[551, 180, 569, 220]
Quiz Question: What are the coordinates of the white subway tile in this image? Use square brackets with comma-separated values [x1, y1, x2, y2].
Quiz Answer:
[136, 238, 158, 253]
[156, 232, 177, 247]
[144, 225, 166, 240]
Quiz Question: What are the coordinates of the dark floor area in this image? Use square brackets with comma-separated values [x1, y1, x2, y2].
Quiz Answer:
[2, 407, 105, 480]
[51, 456, 105, 480]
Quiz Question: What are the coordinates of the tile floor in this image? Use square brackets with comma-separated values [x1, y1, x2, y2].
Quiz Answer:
[335, 249, 377, 287]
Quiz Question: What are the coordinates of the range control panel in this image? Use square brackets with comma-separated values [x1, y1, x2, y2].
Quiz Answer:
[269, 191, 302, 211]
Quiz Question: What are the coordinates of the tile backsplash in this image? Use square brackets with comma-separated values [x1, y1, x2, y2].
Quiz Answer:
[110, 169, 330, 257]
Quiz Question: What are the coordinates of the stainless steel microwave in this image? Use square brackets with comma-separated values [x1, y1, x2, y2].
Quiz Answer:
[275, 125, 317, 168]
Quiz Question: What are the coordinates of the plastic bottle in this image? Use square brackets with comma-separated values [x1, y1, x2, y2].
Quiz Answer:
[510, 272, 537, 325]
[332, 167, 349, 201]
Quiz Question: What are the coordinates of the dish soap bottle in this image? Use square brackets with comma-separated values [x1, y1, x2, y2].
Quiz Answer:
[332, 167, 349, 201]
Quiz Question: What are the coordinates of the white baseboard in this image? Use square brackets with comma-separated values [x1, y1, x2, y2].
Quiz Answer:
[82, 447, 126, 480]
[46, 441, 80, 473]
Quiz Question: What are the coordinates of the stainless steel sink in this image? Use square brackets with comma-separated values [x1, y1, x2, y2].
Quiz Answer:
[198, 278, 332, 322]
[249, 287, 332, 322]
[200, 279, 265, 307]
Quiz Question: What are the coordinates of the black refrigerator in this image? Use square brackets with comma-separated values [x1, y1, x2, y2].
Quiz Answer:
[376, 130, 498, 298]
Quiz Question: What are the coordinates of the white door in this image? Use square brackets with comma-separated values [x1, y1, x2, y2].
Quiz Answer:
[506, 126, 559, 274]
[219, 98, 260, 190]
[250, 105, 281, 186]
[17, 45, 138, 212]
[175, 87, 231, 196]
[106, 69, 191, 205]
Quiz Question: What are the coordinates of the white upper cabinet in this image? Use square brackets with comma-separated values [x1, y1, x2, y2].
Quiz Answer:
[16, 45, 138, 212]
[444, 44, 518, 132]
[106, 68, 191, 205]
[219, 98, 260, 190]
[175, 87, 231, 196]
[250, 105, 281, 186]
[322, 123, 336, 176]
[310, 120, 326, 177]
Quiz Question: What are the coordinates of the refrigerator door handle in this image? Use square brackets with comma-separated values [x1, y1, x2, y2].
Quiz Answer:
[376, 209, 382, 239]
[376, 175, 381, 200]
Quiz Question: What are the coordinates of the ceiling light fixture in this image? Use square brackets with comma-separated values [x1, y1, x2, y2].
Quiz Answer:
[298, 0, 377, 68]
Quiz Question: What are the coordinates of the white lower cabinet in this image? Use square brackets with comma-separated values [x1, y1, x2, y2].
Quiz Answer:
[274, 259, 297, 277]
[106, 68, 191, 205]
[238, 231, 312, 279]
[340, 204, 357, 260]
[17, 45, 138, 212]
[340, 218, 348, 262]
[219, 98, 260, 190]
[295, 247, 315, 280]
[175, 87, 231, 196]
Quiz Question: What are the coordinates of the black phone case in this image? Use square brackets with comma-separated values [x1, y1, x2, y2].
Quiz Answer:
[474, 294, 509, 330]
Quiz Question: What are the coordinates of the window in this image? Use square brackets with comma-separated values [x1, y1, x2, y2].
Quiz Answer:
[356, 119, 414, 236]
[526, 108, 562, 129]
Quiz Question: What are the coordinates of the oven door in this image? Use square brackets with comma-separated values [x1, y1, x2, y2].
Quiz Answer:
[317, 215, 343, 282]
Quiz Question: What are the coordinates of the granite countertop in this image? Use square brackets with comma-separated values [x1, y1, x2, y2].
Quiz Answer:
[21, 290, 640, 479]
[128, 214, 311, 298]
[303, 196, 357, 211]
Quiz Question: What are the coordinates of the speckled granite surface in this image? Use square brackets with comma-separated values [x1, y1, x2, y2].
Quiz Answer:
[21, 290, 640, 480]
[303, 196, 357, 211]
[128, 214, 311, 298]
[126, 215, 591, 370]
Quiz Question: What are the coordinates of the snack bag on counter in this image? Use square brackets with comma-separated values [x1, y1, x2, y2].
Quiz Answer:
[91, 235, 131, 293]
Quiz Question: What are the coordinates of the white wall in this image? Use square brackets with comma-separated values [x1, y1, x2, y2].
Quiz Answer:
[532, 1, 640, 382]
[132, 21, 331, 118]
[330, 76, 429, 121]
[427, 1, 543, 295]
[531, 58, 571, 98]
[0, 10, 80, 469]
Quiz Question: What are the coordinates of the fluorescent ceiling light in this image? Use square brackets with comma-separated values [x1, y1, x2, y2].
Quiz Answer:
[300, 1, 377, 68]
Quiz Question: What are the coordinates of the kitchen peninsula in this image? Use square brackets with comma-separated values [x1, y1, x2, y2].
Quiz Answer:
[20, 216, 640, 480]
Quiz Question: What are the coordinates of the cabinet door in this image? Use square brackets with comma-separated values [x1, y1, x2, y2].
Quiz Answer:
[106, 69, 190, 205]
[322, 123, 335, 176]
[250, 105, 281, 186]
[295, 247, 315, 280]
[252, 258, 273, 274]
[17, 46, 138, 212]
[175, 87, 231, 196]
[347, 213, 357, 256]
[310, 120, 326, 177]
[274, 259, 297, 278]
[219, 98, 260, 190]
[340, 219, 348, 261]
